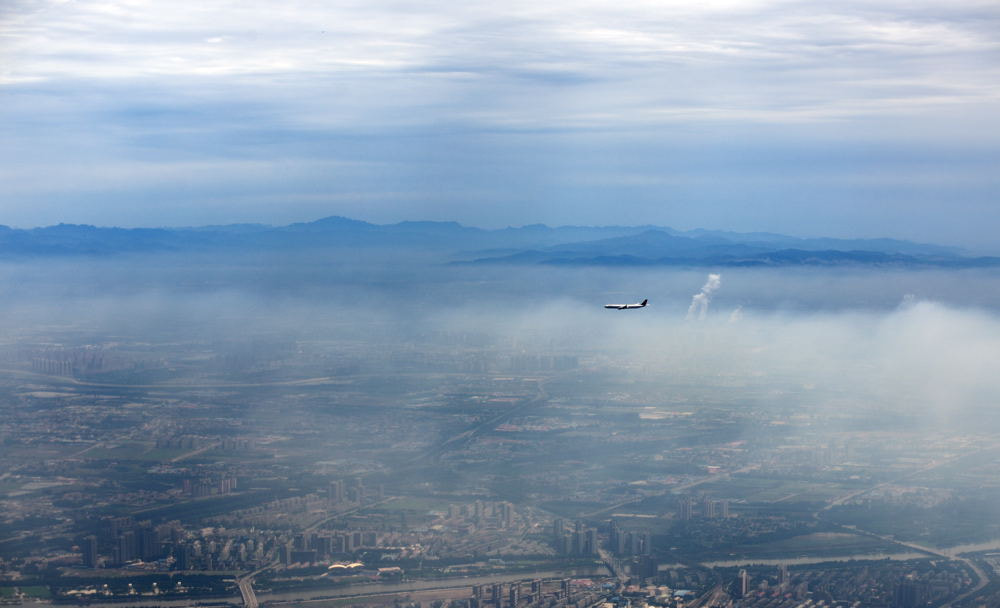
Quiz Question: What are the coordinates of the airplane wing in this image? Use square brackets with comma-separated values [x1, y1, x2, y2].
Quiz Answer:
[604, 299, 647, 310]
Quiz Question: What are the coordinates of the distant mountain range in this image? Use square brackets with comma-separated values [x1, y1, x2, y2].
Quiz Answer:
[0, 216, 996, 268]
[463, 229, 1000, 268]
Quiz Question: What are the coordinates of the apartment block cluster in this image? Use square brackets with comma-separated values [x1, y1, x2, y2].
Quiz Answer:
[81, 517, 166, 568]
[173, 528, 344, 572]
[607, 521, 653, 557]
[181, 476, 237, 498]
[471, 579, 605, 608]
[172, 533, 270, 572]
[204, 479, 381, 532]
[76, 478, 384, 572]
[82, 518, 265, 572]
[721, 561, 972, 608]
[455, 500, 517, 528]
[278, 529, 380, 566]
[329, 477, 384, 504]
[552, 519, 599, 556]
[678, 496, 730, 520]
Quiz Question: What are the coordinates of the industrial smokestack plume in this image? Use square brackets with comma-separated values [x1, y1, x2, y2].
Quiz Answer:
[686, 273, 722, 321]
[729, 305, 744, 323]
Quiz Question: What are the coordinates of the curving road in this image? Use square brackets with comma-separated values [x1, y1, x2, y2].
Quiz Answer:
[815, 451, 991, 607]
[237, 577, 259, 608]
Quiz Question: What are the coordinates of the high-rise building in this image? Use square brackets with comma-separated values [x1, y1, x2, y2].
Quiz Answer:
[329, 480, 344, 503]
[679, 498, 693, 521]
[508, 583, 520, 608]
[703, 497, 716, 518]
[347, 477, 364, 502]
[559, 533, 572, 555]
[116, 530, 137, 565]
[139, 527, 160, 560]
[627, 531, 640, 555]
[218, 477, 236, 494]
[315, 536, 332, 557]
[637, 555, 657, 580]
[640, 531, 652, 555]
[290, 549, 317, 564]
[82, 535, 98, 568]
[893, 581, 923, 608]
[500, 502, 513, 528]
[553, 518, 565, 538]
[738, 569, 749, 598]
[175, 544, 191, 570]
[585, 528, 598, 555]
[109, 516, 133, 538]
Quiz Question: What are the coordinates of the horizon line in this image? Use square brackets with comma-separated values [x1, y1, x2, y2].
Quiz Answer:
[0, 215, 951, 249]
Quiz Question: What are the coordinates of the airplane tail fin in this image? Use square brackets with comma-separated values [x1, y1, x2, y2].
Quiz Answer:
[641, 299, 648, 306]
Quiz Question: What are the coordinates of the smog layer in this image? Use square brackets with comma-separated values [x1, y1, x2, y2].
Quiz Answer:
[2, 218, 1000, 607]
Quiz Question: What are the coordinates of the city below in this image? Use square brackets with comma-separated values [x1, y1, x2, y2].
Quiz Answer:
[2, 302, 1000, 608]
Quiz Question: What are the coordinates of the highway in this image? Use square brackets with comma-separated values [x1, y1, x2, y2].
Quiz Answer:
[416, 379, 548, 464]
[597, 548, 628, 584]
[579, 465, 758, 520]
[237, 577, 259, 608]
[688, 584, 729, 608]
[838, 526, 990, 608]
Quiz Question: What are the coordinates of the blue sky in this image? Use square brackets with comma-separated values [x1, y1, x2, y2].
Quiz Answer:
[2, 0, 999, 249]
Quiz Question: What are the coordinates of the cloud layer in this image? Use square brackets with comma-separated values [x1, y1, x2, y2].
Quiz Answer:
[2, 1, 999, 246]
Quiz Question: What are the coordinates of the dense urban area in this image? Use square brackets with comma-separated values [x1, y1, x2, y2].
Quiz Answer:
[2, 312, 1000, 608]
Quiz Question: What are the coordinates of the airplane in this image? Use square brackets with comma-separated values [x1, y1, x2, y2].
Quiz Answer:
[604, 299, 648, 310]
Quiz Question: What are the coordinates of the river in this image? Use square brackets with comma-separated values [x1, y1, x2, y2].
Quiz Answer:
[702, 551, 928, 568]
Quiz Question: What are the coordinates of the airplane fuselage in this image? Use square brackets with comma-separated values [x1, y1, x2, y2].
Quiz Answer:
[604, 299, 648, 310]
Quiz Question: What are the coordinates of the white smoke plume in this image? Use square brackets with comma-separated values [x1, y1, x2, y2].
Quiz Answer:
[729, 305, 744, 323]
[687, 273, 722, 321]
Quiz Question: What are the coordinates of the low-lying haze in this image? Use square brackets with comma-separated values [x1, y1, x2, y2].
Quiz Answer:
[2, 251, 998, 429]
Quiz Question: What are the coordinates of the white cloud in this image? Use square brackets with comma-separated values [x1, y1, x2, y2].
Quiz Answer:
[2, 0, 998, 123]
[1, 0, 999, 238]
